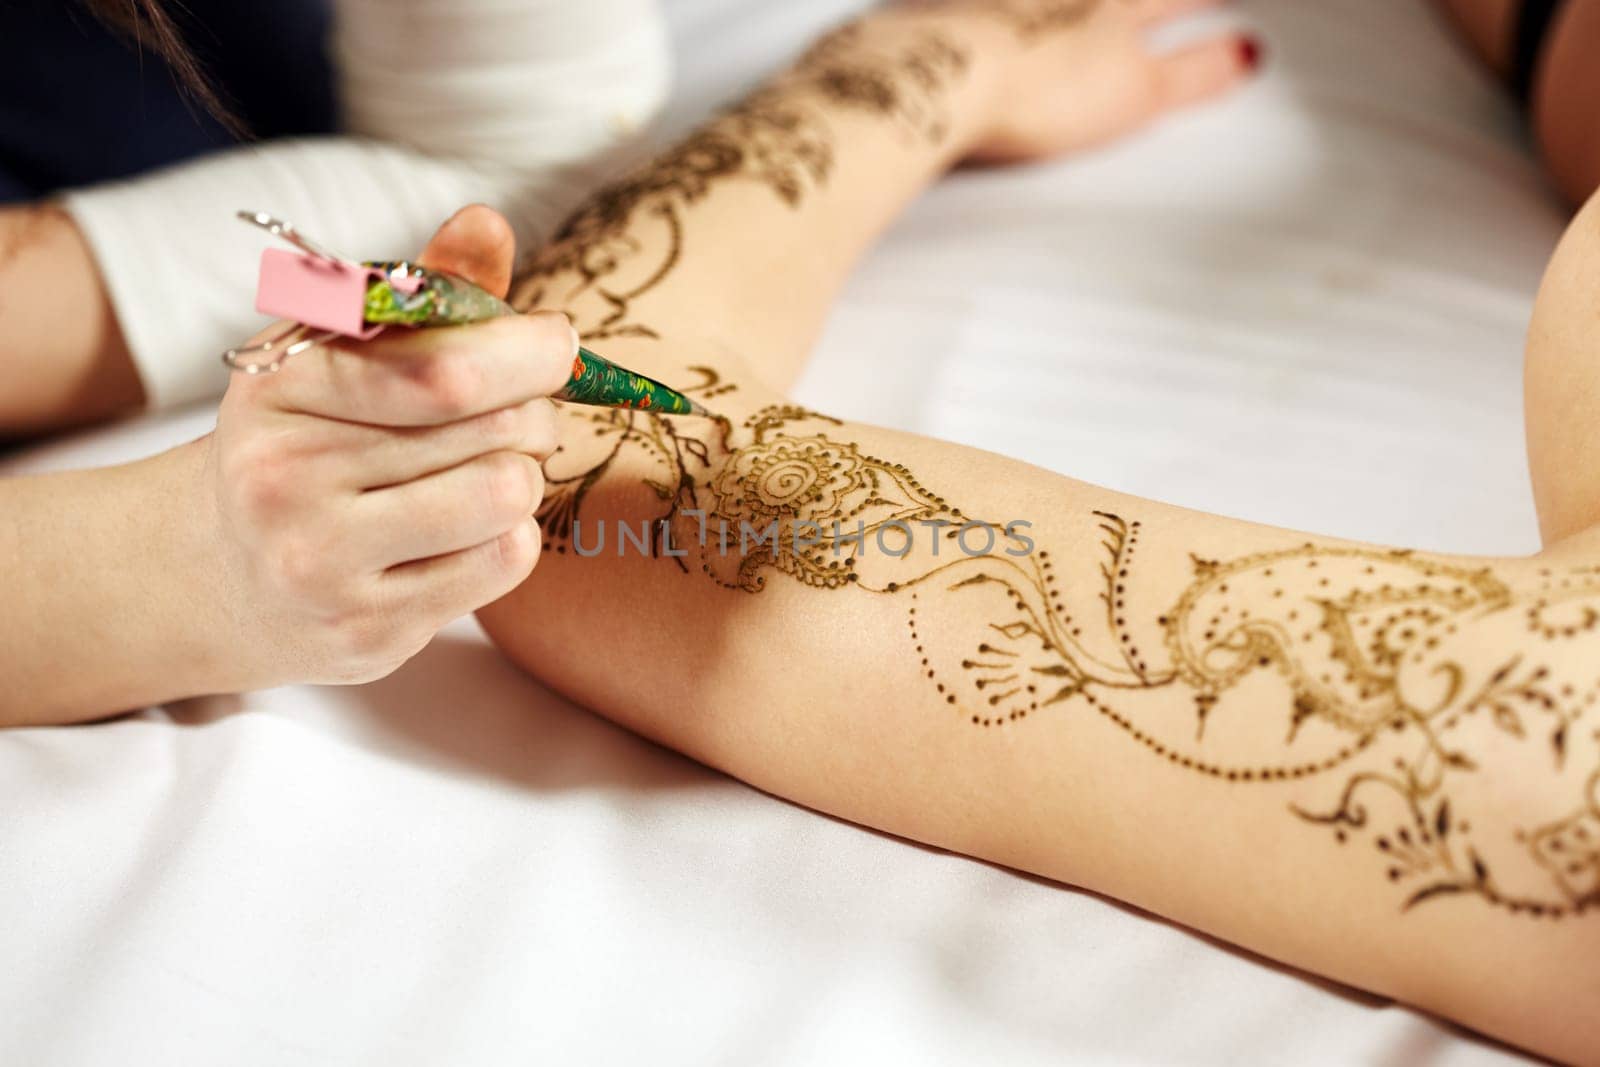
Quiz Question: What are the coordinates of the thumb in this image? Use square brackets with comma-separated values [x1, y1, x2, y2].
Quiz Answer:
[415, 204, 517, 299]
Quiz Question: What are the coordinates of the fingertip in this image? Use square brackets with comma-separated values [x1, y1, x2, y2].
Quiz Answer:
[523, 311, 580, 396]
[450, 204, 516, 252]
[525, 397, 560, 460]
[500, 515, 543, 581]
[416, 204, 517, 297]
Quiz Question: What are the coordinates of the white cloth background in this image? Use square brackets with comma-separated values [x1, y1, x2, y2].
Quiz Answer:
[0, 0, 1566, 1064]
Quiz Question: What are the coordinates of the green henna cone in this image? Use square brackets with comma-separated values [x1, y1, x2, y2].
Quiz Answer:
[557, 347, 711, 417]
[360, 262, 711, 418]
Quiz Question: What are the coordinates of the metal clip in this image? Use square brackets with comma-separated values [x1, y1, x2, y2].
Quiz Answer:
[220, 211, 352, 375]
[221, 320, 335, 375]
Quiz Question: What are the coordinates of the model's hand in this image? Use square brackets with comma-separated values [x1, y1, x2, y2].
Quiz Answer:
[200, 205, 571, 688]
[942, 0, 1261, 163]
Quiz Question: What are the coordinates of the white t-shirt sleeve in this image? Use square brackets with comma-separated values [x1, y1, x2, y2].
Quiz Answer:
[61, 0, 670, 411]
[334, 0, 671, 170]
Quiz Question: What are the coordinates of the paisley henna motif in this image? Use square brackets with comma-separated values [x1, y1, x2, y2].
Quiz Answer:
[509, 9, 1600, 919]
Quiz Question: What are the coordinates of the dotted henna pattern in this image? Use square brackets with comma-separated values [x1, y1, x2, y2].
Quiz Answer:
[508, 8, 1600, 919]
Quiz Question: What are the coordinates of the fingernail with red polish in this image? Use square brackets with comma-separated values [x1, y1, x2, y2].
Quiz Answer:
[1239, 34, 1264, 73]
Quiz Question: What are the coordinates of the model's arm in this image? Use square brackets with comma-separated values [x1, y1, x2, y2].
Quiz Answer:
[479, 5, 1599, 1062]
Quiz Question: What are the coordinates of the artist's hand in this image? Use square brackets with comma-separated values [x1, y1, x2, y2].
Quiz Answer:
[197, 205, 572, 688]
[935, 0, 1261, 163]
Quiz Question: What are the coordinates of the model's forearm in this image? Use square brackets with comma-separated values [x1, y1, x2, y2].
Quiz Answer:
[510, 8, 1007, 394]
[482, 360, 1600, 1059]
[0, 203, 144, 436]
[0, 442, 237, 725]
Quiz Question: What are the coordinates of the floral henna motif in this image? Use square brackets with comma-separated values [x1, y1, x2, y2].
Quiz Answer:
[921, 0, 1105, 40]
[704, 434, 923, 590]
[1525, 770, 1600, 903]
[994, 0, 1102, 37]
[511, 15, 1600, 918]
[509, 24, 969, 344]
[536, 394, 1600, 918]
[1164, 546, 1513, 737]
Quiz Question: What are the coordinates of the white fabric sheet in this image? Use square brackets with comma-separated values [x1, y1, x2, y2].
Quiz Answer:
[0, 0, 1569, 1063]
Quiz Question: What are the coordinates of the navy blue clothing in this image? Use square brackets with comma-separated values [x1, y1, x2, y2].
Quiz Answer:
[0, 0, 335, 201]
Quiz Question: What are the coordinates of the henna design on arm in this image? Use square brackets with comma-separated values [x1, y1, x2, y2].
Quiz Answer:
[919, 0, 1108, 40]
[508, 12, 1600, 919]
[537, 393, 1600, 919]
[509, 23, 970, 345]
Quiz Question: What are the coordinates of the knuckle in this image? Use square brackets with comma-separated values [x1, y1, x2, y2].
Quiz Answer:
[525, 310, 575, 353]
[524, 400, 559, 458]
[482, 451, 536, 517]
[325, 608, 428, 682]
[413, 350, 484, 418]
[219, 378, 273, 423]
[471, 314, 541, 365]
[266, 533, 328, 595]
[325, 611, 378, 663]
[479, 402, 522, 442]
[493, 519, 541, 577]
[225, 442, 295, 519]
[338, 614, 395, 662]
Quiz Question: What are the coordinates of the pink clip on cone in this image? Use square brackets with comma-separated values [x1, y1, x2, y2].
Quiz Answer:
[254, 248, 385, 340]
